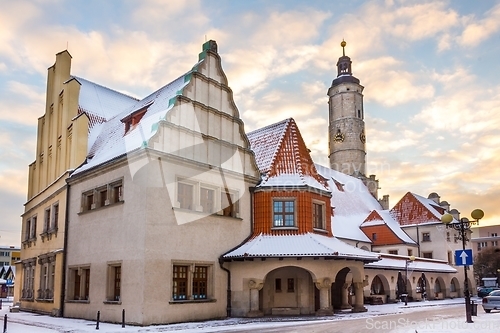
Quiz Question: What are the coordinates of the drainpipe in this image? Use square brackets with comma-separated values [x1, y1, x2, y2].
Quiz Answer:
[218, 186, 256, 318]
[60, 181, 70, 317]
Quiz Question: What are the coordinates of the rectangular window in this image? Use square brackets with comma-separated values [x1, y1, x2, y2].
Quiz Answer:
[110, 181, 123, 204]
[200, 188, 215, 213]
[448, 251, 452, 264]
[106, 264, 121, 302]
[44, 207, 51, 232]
[372, 233, 377, 241]
[407, 249, 413, 256]
[83, 192, 94, 211]
[192, 266, 207, 299]
[25, 218, 31, 241]
[446, 231, 450, 242]
[422, 252, 433, 259]
[173, 265, 188, 300]
[221, 191, 238, 217]
[287, 278, 295, 292]
[493, 240, 498, 247]
[313, 202, 325, 229]
[98, 188, 108, 208]
[422, 232, 431, 242]
[30, 216, 37, 239]
[71, 267, 90, 301]
[388, 250, 398, 255]
[273, 200, 295, 227]
[275, 278, 282, 292]
[177, 183, 193, 210]
[51, 203, 59, 231]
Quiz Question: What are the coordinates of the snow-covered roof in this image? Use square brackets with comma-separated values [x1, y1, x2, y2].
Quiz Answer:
[362, 210, 416, 245]
[72, 64, 200, 175]
[315, 164, 381, 242]
[411, 193, 446, 218]
[365, 254, 457, 273]
[223, 233, 380, 262]
[247, 118, 329, 192]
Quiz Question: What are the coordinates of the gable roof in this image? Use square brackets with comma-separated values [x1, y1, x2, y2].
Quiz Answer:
[390, 192, 446, 226]
[72, 58, 205, 176]
[247, 118, 329, 192]
[222, 233, 379, 262]
[361, 210, 416, 245]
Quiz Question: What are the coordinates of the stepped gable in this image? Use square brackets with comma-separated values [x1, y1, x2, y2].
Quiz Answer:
[361, 210, 416, 245]
[72, 51, 208, 175]
[247, 118, 329, 191]
[390, 192, 446, 226]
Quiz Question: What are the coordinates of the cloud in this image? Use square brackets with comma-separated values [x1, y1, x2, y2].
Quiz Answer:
[458, 3, 500, 47]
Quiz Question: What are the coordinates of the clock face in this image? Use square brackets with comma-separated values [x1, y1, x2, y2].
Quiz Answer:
[334, 132, 345, 143]
[360, 131, 366, 143]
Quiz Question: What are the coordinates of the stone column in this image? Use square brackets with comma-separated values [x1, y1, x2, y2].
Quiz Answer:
[247, 279, 264, 317]
[352, 281, 367, 312]
[315, 278, 334, 316]
[341, 282, 352, 309]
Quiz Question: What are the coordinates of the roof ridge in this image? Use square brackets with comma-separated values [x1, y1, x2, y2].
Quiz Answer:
[71, 75, 139, 101]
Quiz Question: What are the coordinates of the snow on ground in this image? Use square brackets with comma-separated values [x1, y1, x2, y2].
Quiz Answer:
[1, 297, 499, 333]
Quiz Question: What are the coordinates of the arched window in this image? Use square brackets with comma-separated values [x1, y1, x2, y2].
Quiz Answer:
[371, 276, 384, 295]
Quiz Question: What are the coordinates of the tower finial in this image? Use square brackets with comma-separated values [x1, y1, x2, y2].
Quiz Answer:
[341, 39, 346, 57]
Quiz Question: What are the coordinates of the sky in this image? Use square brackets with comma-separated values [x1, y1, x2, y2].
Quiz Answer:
[1, 0, 500, 246]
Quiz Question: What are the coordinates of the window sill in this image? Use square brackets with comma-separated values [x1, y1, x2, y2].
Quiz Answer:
[66, 299, 90, 304]
[271, 227, 298, 231]
[169, 298, 216, 304]
[79, 200, 124, 215]
[103, 300, 122, 305]
[313, 228, 328, 234]
[35, 298, 54, 303]
[172, 207, 242, 220]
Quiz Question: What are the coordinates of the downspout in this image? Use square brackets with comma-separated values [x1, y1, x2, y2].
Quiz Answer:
[60, 181, 70, 317]
[416, 224, 421, 257]
[218, 186, 256, 318]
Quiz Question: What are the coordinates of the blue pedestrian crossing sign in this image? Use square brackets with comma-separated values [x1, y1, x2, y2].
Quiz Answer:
[455, 249, 473, 266]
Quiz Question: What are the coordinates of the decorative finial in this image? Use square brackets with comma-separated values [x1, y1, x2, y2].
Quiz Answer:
[341, 39, 346, 57]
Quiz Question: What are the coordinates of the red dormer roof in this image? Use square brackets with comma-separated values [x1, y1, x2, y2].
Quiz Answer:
[247, 118, 329, 191]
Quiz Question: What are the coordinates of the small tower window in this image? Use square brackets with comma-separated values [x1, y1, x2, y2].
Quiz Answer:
[357, 110, 361, 118]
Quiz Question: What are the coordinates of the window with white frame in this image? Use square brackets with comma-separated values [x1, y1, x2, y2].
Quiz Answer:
[273, 199, 295, 227]
[177, 182, 194, 210]
[68, 266, 90, 301]
[171, 263, 212, 302]
[312, 201, 325, 229]
[200, 187, 215, 214]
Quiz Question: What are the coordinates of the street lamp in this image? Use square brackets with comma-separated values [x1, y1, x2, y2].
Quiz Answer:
[405, 256, 415, 306]
[441, 209, 484, 323]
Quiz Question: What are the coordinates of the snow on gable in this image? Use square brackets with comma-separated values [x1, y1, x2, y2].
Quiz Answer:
[390, 192, 444, 226]
[73, 63, 198, 175]
[248, 118, 328, 191]
[362, 210, 416, 245]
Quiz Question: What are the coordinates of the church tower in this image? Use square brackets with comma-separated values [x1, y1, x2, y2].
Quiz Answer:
[328, 40, 366, 176]
[327, 41, 383, 202]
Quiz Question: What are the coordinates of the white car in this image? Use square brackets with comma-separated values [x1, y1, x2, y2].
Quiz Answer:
[482, 290, 500, 313]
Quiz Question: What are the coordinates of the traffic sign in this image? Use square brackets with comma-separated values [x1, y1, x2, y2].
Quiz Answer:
[455, 249, 473, 266]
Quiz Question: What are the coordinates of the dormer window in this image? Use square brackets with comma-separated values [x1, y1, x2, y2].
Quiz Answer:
[121, 101, 153, 135]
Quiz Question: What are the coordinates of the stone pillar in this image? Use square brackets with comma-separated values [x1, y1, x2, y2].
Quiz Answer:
[341, 282, 352, 309]
[315, 278, 334, 316]
[247, 279, 264, 317]
[352, 281, 367, 312]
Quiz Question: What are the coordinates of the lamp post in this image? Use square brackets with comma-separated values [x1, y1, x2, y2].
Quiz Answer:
[441, 209, 484, 324]
[405, 256, 415, 306]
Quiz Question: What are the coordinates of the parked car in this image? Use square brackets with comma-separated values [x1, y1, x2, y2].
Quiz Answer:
[482, 290, 500, 313]
[478, 287, 500, 297]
